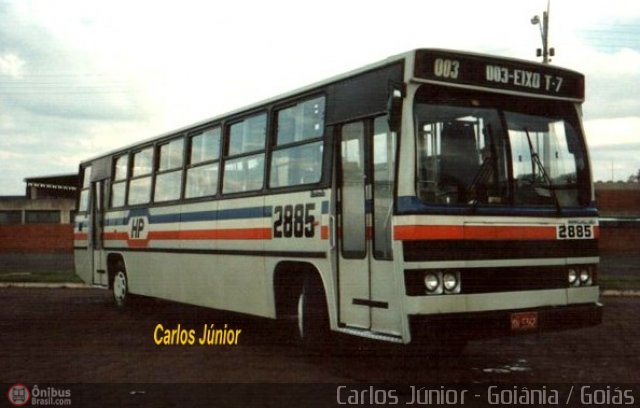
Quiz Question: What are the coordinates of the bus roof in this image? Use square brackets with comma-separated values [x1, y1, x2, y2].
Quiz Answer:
[80, 48, 584, 165]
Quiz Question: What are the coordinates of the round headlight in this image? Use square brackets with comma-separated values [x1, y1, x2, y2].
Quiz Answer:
[424, 273, 440, 292]
[443, 272, 458, 291]
[568, 269, 578, 285]
[579, 268, 591, 284]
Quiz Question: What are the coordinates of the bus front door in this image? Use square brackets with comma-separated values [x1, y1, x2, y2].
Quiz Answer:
[337, 118, 398, 335]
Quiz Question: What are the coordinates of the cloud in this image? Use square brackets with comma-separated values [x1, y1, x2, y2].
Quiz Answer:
[589, 145, 640, 182]
[584, 117, 640, 181]
[0, 1, 159, 194]
[0, 53, 25, 78]
[584, 117, 640, 147]
[0, 0, 639, 194]
[0, 3, 150, 122]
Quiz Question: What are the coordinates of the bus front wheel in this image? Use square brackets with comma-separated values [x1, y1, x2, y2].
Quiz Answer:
[112, 269, 129, 308]
[296, 274, 330, 350]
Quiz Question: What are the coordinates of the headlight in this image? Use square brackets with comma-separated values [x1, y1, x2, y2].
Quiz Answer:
[568, 266, 595, 287]
[424, 273, 440, 293]
[406, 270, 462, 296]
[579, 268, 591, 285]
[443, 272, 460, 293]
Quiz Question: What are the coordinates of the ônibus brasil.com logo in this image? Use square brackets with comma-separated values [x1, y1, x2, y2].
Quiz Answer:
[7, 384, 71, 406]
[7, 384, 30, 406]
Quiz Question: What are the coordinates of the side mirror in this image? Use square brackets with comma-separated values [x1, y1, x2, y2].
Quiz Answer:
[387, 83, 405, 133]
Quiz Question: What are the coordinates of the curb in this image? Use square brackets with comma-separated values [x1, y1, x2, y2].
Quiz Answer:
[601, 290, 640, 297]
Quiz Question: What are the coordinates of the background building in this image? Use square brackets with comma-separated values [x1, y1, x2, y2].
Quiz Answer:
[595, 181, 640, 254]
[0, 174, 77, 272]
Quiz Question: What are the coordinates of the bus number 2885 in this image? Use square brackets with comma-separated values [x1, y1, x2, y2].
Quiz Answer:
[273, 203, 315, 238]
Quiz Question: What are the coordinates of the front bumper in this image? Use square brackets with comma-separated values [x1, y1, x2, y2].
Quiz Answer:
[409, 302, 603, 342]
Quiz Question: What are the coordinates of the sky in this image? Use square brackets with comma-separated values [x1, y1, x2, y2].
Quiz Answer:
[0, 0, 639, 195]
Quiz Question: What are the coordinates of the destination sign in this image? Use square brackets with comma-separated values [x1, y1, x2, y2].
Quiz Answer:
[414, 50, 584, 100]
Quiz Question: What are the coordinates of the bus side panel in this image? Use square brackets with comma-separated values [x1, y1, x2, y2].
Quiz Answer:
[263, 190, 334, 322]
[74, 250, 92, 284]
[213, 195, 269, 316]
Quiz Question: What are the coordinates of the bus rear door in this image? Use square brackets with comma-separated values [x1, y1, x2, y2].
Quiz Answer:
[88, 180, 108, 287]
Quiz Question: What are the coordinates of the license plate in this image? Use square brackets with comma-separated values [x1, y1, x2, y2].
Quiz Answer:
[510, 311, 538, 331]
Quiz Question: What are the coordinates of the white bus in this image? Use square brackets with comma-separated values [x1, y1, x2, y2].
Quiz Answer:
[74, 49, 602, 349]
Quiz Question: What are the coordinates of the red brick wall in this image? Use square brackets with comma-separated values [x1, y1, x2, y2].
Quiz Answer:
[594, 184, 640, 254]
[599, 226, 640, 254]
[0, 224, 73, 253]
[595, 187, 640, 217]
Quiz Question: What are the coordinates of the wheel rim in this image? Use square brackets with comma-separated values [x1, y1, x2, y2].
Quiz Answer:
[113, 271, 127, 306]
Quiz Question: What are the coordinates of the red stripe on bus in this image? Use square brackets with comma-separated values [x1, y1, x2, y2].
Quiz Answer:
[74, 232, 88, 240]
[103, 232, 128, 240]
[464, 225, 557, 240]
[103, 228, 273, 243]
[394, 225, 464, 241]
[365, 226, 373, 241]
[163, 228, 272, 240]
[394, 225, 558, 241]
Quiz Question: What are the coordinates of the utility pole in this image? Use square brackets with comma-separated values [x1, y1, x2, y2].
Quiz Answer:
[611, 160, 614, 182]
[531, 0, 554, 64]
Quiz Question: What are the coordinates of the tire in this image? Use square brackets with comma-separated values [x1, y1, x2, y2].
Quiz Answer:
[112, 269, 129, 308]
[297, 274, 330, 350]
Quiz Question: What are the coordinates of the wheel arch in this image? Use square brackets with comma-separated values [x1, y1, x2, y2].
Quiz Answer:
[273, 261, 328, 320]
[106, 253, 126, 289]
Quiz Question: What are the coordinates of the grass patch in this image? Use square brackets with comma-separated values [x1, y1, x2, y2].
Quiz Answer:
[0, 270, 83, 283]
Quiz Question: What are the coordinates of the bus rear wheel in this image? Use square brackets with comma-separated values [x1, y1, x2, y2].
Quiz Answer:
[297, 274, 330, 350]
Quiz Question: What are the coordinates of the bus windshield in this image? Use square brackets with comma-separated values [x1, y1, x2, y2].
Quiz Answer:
[415, 85, 591, 208]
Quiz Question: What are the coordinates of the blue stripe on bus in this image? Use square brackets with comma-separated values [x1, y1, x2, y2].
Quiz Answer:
[103, 200, 329, 227]
[104, 205, 276, 226]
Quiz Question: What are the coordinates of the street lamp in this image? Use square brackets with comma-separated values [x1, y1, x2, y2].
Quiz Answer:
[531, 1, 554, 64]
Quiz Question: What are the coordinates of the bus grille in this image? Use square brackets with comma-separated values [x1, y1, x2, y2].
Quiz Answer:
[404, 266, 570, 296]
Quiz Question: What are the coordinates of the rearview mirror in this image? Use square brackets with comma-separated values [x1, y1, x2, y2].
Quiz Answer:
[387, 83, 405, 133]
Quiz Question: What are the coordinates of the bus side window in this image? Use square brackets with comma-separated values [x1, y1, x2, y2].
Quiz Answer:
[223, 113, 267, 194]
[128, 147, 153, 205]
[79, 165, 92, 212]
[228, 113, 267, 156]
[270, 96, 325, 189]
[186, 127, 221, 199]
[111, 155, 128, 208]
[154, 137, 184, 203]
[223, 154, 265, 194]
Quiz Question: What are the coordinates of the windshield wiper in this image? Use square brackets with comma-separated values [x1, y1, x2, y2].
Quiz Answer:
[523, 127, 562, 213]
